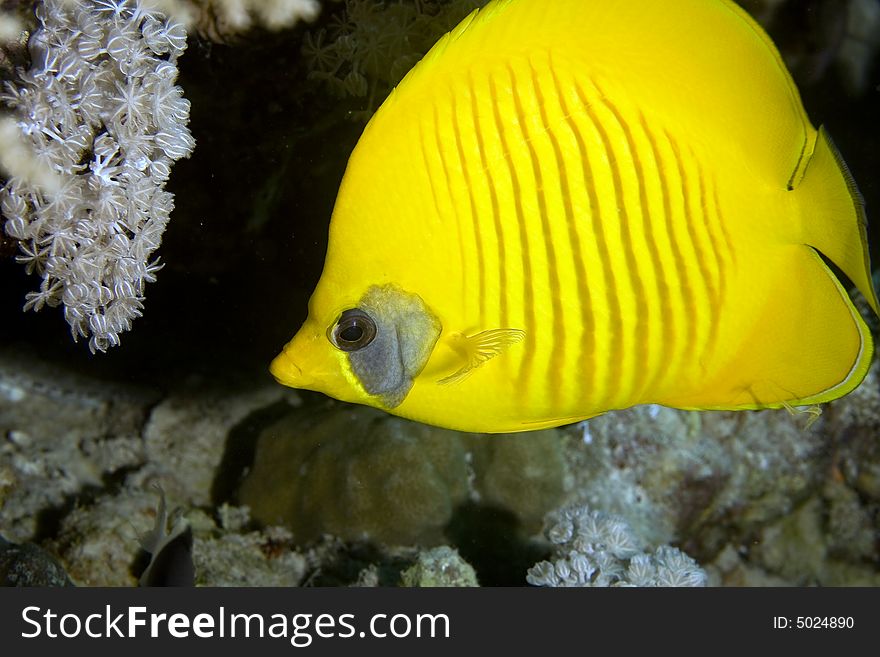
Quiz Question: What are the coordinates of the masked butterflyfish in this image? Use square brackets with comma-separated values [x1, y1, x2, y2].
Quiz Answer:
[271, 0, 879, 433]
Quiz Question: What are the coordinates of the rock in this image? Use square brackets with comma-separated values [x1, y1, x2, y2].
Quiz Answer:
[0, 348, 155, 542]
[238, 404, 566, 545]
[400, 546, 478, 587]
[0, 535, 72, 586]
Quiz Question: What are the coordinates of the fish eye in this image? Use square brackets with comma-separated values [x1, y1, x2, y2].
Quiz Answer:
[331, 309, 377, 352]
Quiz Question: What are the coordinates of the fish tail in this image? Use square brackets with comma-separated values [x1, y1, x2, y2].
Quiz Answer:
[796, 126, 879, 315]
[666, 127, 877, 411]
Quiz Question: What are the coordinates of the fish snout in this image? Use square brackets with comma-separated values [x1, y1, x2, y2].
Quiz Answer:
[269, 350, 306, 387]
[269, 328, 322, 388]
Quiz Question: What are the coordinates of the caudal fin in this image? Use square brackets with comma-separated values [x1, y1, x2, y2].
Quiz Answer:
[797, 127, 878, 314]
[662, 129, 877, 411]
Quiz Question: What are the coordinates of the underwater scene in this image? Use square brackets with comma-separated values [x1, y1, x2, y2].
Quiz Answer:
[1, 0, 879, 587]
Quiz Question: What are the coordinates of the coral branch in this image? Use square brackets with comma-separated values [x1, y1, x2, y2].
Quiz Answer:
[0, 0, 195, 352]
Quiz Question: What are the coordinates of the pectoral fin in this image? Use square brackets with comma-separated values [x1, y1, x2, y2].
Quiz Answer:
[438, 328, 525, 384]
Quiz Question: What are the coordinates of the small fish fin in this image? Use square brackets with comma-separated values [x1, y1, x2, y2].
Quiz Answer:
[139, 482, 169, 554]
[438, 328, 524, 385]
[780, 401, 823, 430]
[394, 0, 511, 86]
[138, 484, 193, 587]
[139, 483, 187, 555]
[515, 412, 602, 432]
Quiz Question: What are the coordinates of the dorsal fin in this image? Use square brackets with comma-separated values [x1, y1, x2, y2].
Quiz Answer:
[373, 0, 812, 187]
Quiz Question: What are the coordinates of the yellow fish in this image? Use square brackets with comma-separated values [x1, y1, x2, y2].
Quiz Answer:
[271, 0, 878, 433]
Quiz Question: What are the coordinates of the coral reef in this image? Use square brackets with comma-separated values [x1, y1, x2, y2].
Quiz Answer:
[0, 535, 72, 586]
[47, 488, 165, 586]
[302, 0, 485, 119]
[143, 0, 321, 37]
[718, 479, 880, 587]
[0, 348, 308, 586]
[239, 405, 472, 545]
[187, 506, 306, 587]
[3, 342, 880, 587]
[47, 489, 307, 586]
[526, 506, 706, 587]
[0, 347, 155, 542]
[526, 505, 706, 587]
[238, 404, 566, 545]
[552, 358, 880, 585]
[0, 12, 24, 44]
[399, 545, 478, 587]
[563, 402, 835, 553]
[0, 345, 297, 543]
[0, 0, 322, 352]
[188, 0, 320, 33]
[140, 383, 294, 506]
[0, 0, 194, 351]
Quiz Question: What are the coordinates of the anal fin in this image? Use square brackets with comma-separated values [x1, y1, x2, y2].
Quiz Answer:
[662, 245, 872, 410]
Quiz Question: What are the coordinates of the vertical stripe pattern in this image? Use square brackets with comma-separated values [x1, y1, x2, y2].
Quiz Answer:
[417, 54, 735, 415]
[444, 96, 487, 327]
[487, 71, 539, 388]
[530, 59, 597, 405]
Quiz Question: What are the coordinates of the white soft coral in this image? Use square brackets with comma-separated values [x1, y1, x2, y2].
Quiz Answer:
[0, 0, 194, 352]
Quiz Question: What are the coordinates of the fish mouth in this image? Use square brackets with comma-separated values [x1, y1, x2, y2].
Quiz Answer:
[269, 351, 305, 386]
